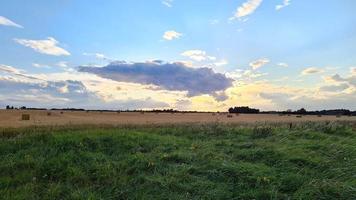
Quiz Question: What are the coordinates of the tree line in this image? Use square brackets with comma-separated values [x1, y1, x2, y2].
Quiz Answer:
[4, 105, 356, 116]
[228, 106, 356, 116]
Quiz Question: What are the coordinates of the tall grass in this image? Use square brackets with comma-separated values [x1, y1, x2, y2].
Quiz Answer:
[0, 122, 355, 199]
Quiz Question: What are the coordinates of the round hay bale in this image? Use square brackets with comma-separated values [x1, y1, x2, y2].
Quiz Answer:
[21, 114, 30, 120]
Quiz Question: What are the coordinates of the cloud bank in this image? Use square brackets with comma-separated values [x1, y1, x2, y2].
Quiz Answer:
[78, 61, 233, 100]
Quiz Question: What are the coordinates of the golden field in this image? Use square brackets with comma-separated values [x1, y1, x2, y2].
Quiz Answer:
[0, 109, 355, 128]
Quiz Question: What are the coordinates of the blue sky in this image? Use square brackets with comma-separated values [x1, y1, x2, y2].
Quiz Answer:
[0, 0, 355, 111]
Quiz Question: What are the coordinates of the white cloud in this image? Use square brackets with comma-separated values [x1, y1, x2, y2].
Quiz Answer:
[56, 61, 68, 68]
[174, 61, 194, 68]
[181, 50, 216, 62]
[249, 58, 270, 70]
[14, 37, 70, 56]
[214, 59, 228, 67]
[0, 16, 23, 28]
[58, 84, 69, 94]
[94, 53, 106, 59]
[163, 30, 182, 41]
[230, 0, 263, 20]
[0, 64, 24, 74]
[32, 63, 42, 68]
[162, 0, 173, 7]
[276, 0, 291, 11]
[301, 67, 324, 75]
[32, 62, 68, 69]
[351, 67, 356, 75]
[277, 62, 288, 67]
[0, 64, 43, 82]
[226, 69, 268, 82]
[32, 63, 51, 69]
[83, 52, 111, 61]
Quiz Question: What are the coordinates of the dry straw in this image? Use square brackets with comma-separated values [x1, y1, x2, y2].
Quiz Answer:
[21, 114, 30, 120]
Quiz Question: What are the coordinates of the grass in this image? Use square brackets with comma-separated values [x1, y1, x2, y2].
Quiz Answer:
[0, 122, 355, 199]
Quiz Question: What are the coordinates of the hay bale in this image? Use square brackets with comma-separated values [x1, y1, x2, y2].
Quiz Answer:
[21, 114, 30, 120]
[227, 114, 233, 118]
[296, 115, 302, 118]
[47, 112, 51, 116]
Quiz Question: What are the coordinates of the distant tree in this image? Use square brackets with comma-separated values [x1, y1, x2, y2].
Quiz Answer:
[228, 107, 234, 113]
[296, 108, 307, 114]
[228, 106, 260, 114]
[6, 105, 15, 110]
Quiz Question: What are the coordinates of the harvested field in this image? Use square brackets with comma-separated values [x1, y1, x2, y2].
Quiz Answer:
[0, 110, 355, 128]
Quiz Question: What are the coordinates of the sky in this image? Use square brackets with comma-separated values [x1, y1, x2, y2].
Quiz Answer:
[0, 0, 355, 111]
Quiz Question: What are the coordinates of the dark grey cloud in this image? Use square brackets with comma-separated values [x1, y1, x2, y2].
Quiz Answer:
[328, 74, 356, 87]
[212, 91, 229, 101]
[319, 83, 349, 92]
[78, 61, 233, 100]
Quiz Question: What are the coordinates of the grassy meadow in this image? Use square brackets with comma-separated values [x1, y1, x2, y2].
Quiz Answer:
[0, 122, 355, 199]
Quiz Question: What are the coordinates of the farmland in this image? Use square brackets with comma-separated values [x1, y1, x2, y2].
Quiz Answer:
[1, 110, 356, 199]
[1, 109, 355, 128]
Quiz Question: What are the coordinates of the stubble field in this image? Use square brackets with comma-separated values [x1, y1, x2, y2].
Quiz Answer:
[1, 110, 355, 128]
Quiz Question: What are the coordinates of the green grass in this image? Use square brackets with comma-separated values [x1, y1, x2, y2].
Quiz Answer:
[0, 122, 355, 199]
